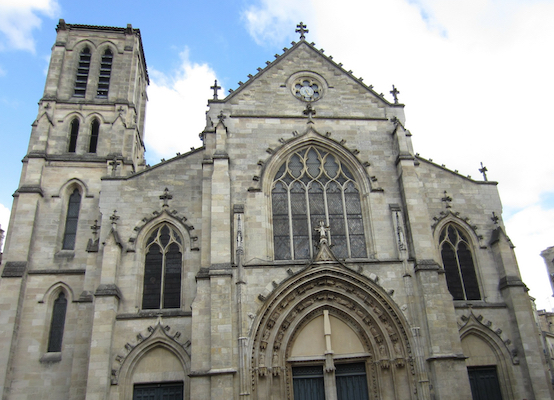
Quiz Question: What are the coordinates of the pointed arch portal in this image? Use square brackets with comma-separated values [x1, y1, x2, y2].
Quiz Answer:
[250, 264, 417, 400]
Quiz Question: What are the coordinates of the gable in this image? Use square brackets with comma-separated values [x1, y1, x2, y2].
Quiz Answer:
[217, 42, 399, 119]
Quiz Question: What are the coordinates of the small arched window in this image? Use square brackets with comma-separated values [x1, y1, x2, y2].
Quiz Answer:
[62, 189, 81, 250]
[97, 49, 113, 98]
[68, 118, 79, 153]
[142, 224, 183, 309]
[88, 119, 100, 153]
[439, 224, 481, 300]
[272, 146, 367, 260]
[47, 291, 67, 352]
[74, 47, 91, 97]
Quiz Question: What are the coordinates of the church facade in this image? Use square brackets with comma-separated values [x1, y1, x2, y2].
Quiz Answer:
[0, 21, 551, 400]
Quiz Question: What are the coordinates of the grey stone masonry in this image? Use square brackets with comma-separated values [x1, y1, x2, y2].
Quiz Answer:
[0, 21, 552, 400]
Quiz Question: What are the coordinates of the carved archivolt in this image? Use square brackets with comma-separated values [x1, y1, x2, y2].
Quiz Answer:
[110, 323, 190, 385]
[127, 208, 198, 252]
[250, 263, 416, 399]
[459, 313, 519, 365]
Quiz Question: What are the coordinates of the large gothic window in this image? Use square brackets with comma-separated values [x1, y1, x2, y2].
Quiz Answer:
[62, 188, 81, 250]
[439, 224, 481, 300]
[272, 146, 367, 260]
[142, 224, 183, 309]
[74, 47, 91, 97]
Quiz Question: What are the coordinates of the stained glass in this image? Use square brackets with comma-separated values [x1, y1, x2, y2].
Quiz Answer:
[272, 146, 367, 260]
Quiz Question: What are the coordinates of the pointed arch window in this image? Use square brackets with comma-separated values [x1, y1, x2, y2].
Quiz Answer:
[68, 118, 79, 153]
[142, 224, 183, 309]
[272, 146, 367, 260]
[88, 119, 100, 153]
[62, 189, 81, 250]
[97, 49, 113, 98]
[439, 224, 481, 300]
[47, 292, 67, 352]
[74, 47, 91, 97]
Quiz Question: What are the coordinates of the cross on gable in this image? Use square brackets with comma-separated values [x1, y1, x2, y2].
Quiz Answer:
[210, 80, 221, 100]
[296, 22, 309, 40]
[216, 110, 227, 125]
[110, 210, 119, 226]
[90, 220, 100, 239]
[303, 104, 316, 123]
[108, 157, 121, 176]
[479, 162, 488, 181]
[390, 85, 400, 104]
[441, 190, 452, 208]
[159, 187, 173, 208]
[491, 212, 499, 224]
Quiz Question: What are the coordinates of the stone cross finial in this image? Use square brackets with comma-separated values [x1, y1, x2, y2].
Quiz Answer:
[441, 190, 452, 209]
[90, 220, 100, 240]
[110, 210, 119, 228]
[159, 188, 173, 208]
[390, 85, 400, 104]
[210, 80, 221, 100]
[303, 104, 316, 123]
[109, 157, 120, 176]
[296, 22, 309, 40]
[315, 220, 330, 244]
[491, 212, 499, 224]
[479, 162, 488, 181]
[218, 110, 226, 123]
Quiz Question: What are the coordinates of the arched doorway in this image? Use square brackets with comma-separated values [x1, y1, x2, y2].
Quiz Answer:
[250, 263, 417, 400]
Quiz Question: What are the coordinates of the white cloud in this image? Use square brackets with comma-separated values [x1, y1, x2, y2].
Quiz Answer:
[0, 202, 10, 252]
[0, 0, 59, 52]
[242, 0, 313, 45]
[144, 48, 218, 162]
[506, 205, 554, 310]
[241, 0, 554, 309]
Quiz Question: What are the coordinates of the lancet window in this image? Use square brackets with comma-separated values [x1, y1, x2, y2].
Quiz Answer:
[62, 188, 81, 250]
[439, 224, 481, 300]
[47, 291, 67, 352]
[68, 118, 79, 153]
[272, 146, 367, 260]
[74, 47, 91, 97]
[88, 119, 100, 153]
[142, 224, 183, 309]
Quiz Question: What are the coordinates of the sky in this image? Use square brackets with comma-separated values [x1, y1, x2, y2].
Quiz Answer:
[0, 0, 553, 309]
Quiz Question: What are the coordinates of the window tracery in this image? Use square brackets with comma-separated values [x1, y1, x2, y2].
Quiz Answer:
[439, 223, 481, 300]
[142, 224, 183, 309]
[272, 146, 367, 260]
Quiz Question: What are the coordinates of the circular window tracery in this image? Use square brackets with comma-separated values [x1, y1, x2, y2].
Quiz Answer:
[292, 77, 322, 102]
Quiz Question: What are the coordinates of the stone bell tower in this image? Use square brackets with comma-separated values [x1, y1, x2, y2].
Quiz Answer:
[27, 19, 148, 173]
[0, 22, 148, 396]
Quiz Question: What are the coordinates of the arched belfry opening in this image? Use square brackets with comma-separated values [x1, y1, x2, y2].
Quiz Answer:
[250, 264, 417, 400]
